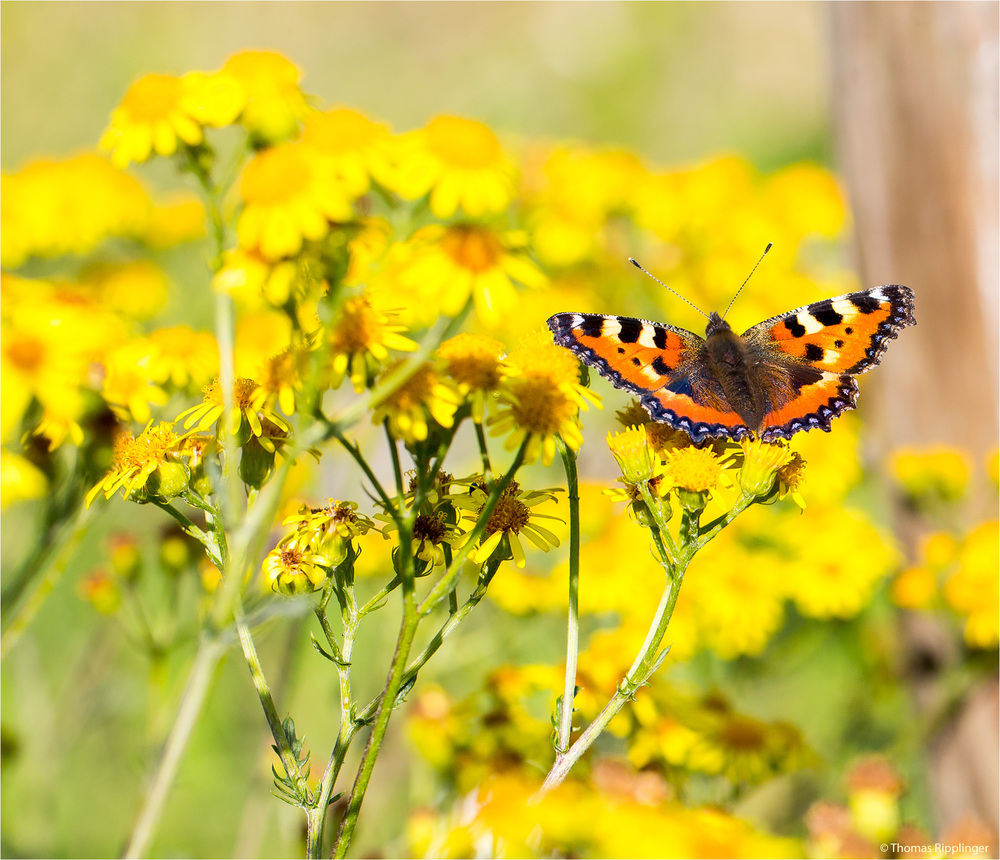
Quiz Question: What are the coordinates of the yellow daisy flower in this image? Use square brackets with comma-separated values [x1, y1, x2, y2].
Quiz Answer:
[738, 438, 794, 498]
[301, 107, 394, 198]
[436, 333, 507, 423]
[222, 50, 309, 143]
[891, 446, 971, 504]
[100, 71, 242, 169]
[177, 376, 292, 453]
[943, 520, 999, 647]
[86, 423, 189, 507]
[282, 500, 377, 567]
[146, 325, 219, 391]
[456, 480, 562, 569]
[325, 294, 418, 393]
[82, 260, 169, 321]
[262, 538, 331, 596]
[370, 361, 462, 445]
[392, 223, 546, 328]
[390, 115, 516, 218]
[237, 141, 354, 262]
[488, 337, 601, 467]
[101, 340, 170, 424]
[0, 449, 47, 509]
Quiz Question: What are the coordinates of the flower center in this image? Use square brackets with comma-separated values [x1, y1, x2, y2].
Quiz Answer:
[440, 225, 504, 273]
[413, 513, 448, 544]
[5, 334, 44, 373]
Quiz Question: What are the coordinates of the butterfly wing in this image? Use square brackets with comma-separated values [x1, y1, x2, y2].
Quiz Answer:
[547, 312, 753, 442]
[741, 285, 916, 440]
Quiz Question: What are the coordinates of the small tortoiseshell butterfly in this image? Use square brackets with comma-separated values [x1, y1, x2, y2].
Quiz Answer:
[547, 253, 915, 444]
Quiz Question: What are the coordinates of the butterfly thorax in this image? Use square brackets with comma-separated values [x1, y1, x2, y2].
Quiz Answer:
[703, 313, 768, 431]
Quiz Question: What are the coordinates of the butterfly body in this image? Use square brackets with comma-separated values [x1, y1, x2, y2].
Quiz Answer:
[547, 285, 915, 444]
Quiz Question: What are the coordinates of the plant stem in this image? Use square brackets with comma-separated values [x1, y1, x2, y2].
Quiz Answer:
[123, 633, 226, 858]
[555, 438, 581, 753]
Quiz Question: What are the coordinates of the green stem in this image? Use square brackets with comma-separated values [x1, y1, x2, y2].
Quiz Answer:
[332, 551, 419, 857]
[555, 438, 581, 754]
[233, 603, 311, 802]
[123, 633, 226, 858]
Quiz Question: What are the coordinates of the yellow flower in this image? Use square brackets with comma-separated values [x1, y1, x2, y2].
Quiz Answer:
[371, 361, 462, 445]
[100, 71, 241, 168]
[146, 325, 219, 391]
[2, 155, 151, 266]
[213, 247, 298, 309]
[256, 345, 309, 418]
[943, 520, 999, 647]
[783, 506, 899, 619]
[78, 570, 122, 615]
[436, 333, 507, 423]
[326, 294, 418, 392]
[390, 115, 516, 217]
[775, 450, 807, 509]
[237, 142, 354, 261]
[663, 445, 730, 502]
[177, 377, 291, 453]
[0, 449, 47, 509]
[891, 446, 971, 503]
[143, 192, 206, 249]
[391, 223, 546, 328]
[101, 340, 170, 424]
[86, 423, 188, 507]
[607, 426, 656, 485]
[82, 260, 169, 321]
[489, 338, 600, 467]
[738, 438, 793, 498]
[890, 566, 937, 610]
[301, 107, 394, 198]
[222, 50, 308, 143]
[457, 480, 562, 569]
[263, 538, 330, 596]
[846, 757, 904, 844]
[282, 500, 376, 567]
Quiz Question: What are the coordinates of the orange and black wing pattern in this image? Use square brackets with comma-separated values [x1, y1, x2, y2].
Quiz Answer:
[546, 312, 753, 442]
[744, 285, 916, 440]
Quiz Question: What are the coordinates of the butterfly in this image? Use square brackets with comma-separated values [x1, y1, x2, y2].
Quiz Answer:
[547, 258, 915, 444]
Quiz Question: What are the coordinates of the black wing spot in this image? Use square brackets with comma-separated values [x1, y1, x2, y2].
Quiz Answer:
[653, 327, 669, 350]
[804, 343, 825, 362]
[844, 326, 854, 335]
[851, 293, 881, 314]
[617, 346, 626, 355]
[631, 357, 642, 367]
[651, 355, 672, 376]
[580, 316, 604, 339]
[811, 301, 843, 326]
[834, 339, 844, 348]
[616, 318, 642, 344]
[784, 317, 806, 338]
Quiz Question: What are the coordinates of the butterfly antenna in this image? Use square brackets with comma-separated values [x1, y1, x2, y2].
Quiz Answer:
[628, 258, 710, 321]
[721, 242, 773, 321]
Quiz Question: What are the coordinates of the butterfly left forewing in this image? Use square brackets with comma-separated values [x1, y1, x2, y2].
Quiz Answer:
[547, 312, 752, 442]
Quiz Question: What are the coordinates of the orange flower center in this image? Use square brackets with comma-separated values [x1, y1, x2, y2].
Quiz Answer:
[441, 226, 503, 273]
[5, 334, 44, 373]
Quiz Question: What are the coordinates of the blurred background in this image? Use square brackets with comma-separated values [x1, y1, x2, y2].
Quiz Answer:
[2, 2, 997, 858]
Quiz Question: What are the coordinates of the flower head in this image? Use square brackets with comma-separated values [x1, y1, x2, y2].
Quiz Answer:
[891, 446, 970, 504]
[86, 423, 188, 507]
[283, 500, 377, 567]
[237, 142, 354, 262]
[391, 224, 545, 327]
[222, 50, 308, 143]
[301, 107, 394, 198]
[389, 115, 515, 218]
[99, 71, 243, 168]
[943, 520, 999, 647]
[101, 340, 170, 424]
[263, 538, 330, 596]
[326, 294, 418, 392]
[370, 361, 462, 445]
[458, 480, 562, 569]
[489, 338, 601, 467]
[176, 376, 291, 452]
[436, 333, 507, 423]
[738, 438, 794, 498]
